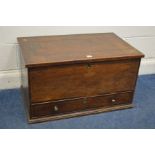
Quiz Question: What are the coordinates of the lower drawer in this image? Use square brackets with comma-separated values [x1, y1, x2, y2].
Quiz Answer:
[30, 92, 133, 118]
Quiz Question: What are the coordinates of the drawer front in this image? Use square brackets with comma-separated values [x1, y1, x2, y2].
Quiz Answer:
[88, 91, 133, 107]
[30, 92, 133, 118]
[31, 98, 86, 118]
[29, 59, 140, 103]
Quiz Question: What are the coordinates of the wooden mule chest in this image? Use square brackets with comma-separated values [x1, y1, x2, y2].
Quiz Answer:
[18, 33, 144, 123]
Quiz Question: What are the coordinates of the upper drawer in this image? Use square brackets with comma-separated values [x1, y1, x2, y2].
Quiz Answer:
[29, 59, 140, 103]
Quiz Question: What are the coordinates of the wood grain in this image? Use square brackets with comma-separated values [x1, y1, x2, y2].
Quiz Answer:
[18, 33, 144, 67]
[30, 91, 133, 118]
[18, 33, 144, 123]
[29, 104, 134, 123]
[29, 59, 140, 103]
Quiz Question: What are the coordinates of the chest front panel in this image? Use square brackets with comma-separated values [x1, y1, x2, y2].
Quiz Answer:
[29, 59, 140, 104]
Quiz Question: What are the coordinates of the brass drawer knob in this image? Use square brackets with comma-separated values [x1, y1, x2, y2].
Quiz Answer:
[54, 105, 58, 111]
[112, 99, 116, 103]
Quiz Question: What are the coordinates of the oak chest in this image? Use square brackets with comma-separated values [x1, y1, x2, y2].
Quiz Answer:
[18, 33, 144, 123]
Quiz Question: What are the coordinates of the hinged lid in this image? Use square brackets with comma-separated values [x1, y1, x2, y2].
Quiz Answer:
[18, 33, 144, 67]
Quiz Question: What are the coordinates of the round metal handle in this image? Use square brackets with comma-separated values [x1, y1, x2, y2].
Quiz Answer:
[112, 99, 116, 103]
[54, 105, 58, 111]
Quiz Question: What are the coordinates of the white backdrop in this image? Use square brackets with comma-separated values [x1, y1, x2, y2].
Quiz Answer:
[0, 26, 155, 89]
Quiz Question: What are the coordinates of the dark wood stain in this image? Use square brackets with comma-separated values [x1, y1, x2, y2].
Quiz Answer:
[30, 92, 133, 118]
[29, 59, 140, 103]
[18, 33, 144, 67]
[18, 33, 144, 123]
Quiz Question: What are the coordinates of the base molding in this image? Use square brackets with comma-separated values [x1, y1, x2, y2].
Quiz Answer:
[28, 104, 134, 123]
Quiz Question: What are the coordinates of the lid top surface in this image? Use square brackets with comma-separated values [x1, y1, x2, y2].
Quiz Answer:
[18, 33, 144, 67]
